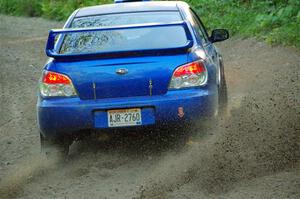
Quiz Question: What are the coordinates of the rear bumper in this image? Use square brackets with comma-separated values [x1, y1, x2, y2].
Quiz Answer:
[37, 88, 217, 137]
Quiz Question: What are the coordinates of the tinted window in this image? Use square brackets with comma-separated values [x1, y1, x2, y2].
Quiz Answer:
[71, 12, 182, 28]
[59, 12, 187, 54]
[60, 26, 188, 54]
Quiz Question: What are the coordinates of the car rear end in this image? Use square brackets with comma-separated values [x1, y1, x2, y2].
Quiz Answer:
[37, 2, 217, 139]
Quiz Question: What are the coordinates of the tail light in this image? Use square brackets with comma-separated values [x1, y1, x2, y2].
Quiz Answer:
[39, 71, 77, 97]
[169, 60, 207, 89]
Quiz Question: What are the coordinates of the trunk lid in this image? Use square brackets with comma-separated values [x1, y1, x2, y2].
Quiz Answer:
[53, 54, 187, 100]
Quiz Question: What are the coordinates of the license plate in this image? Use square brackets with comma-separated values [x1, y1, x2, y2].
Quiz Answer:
[107, 108, 142, 127]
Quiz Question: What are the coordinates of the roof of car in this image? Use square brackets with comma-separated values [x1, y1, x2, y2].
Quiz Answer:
[75, 1, 189, 18]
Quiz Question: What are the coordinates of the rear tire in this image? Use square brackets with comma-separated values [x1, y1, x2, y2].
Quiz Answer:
[40, 133, 72, 161]
[218, 62, 228, 116]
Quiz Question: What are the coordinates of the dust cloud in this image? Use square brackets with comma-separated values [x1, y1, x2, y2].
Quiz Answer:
[0, 155, 62, 199]
[139, 41, 299, 198]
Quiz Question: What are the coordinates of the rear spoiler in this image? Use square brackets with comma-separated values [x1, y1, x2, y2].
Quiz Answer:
[45, 21, 193, 60]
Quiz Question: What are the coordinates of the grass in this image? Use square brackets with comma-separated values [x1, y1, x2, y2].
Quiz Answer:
[0, 0, 299, 48]
[187, 0, 300, 48]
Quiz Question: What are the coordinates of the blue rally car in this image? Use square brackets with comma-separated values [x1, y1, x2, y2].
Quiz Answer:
[37, 0, 229, 156]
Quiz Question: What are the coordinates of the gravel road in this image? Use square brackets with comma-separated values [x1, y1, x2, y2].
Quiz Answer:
[0, 15, 299, 199]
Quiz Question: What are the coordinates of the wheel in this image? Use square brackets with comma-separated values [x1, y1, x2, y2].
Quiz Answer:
[218, 62, 228, 116]
[40, 132, 72, 160]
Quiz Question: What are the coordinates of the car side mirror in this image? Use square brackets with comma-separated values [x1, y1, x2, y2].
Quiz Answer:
[209, 29, 229, 43]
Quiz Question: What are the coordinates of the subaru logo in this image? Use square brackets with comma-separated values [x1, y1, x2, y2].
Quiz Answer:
[116, 68, 128, 75]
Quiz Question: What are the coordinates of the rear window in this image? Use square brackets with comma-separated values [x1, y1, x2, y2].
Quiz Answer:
[71, 12, 182, 27]
[59, 12, 188, 54]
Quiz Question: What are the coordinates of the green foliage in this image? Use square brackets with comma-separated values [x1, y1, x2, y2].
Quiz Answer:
[0, 0, 299, 48]
[0, 0, 112, 19]
[40, 0, 112, 20]
[0, 0, 42, 17]
[187, 0, 300, 48]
